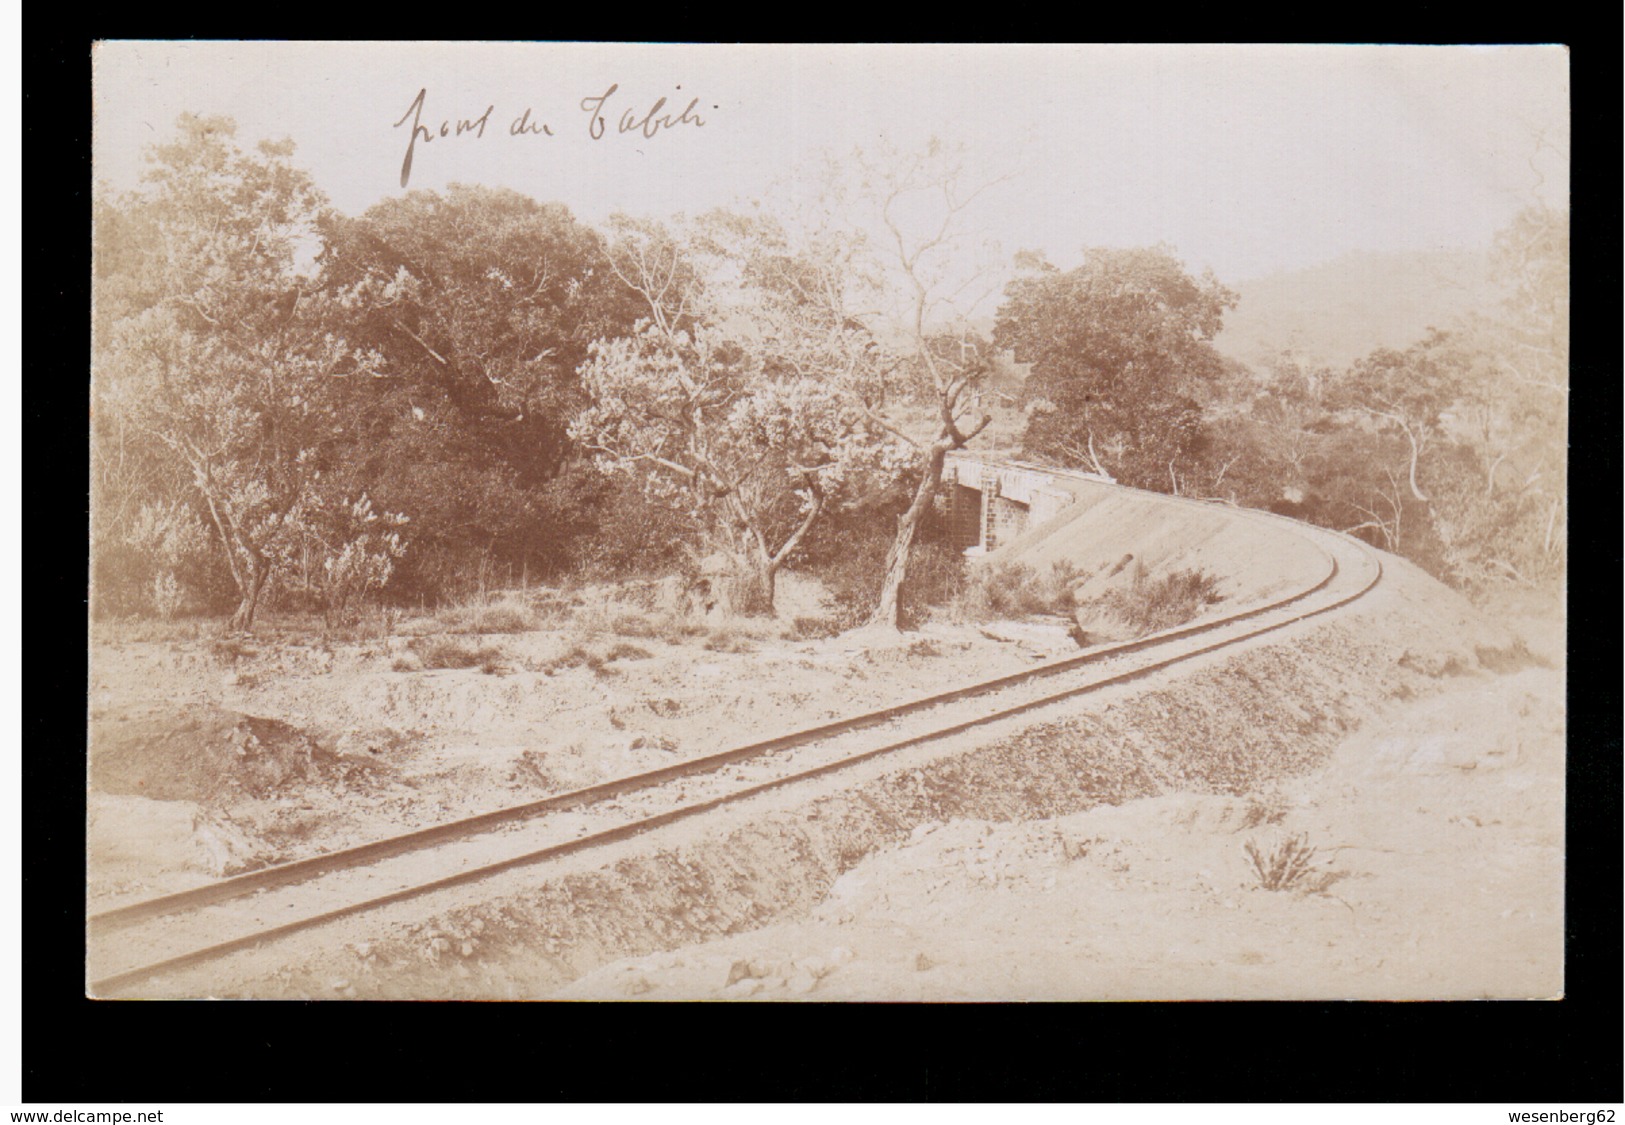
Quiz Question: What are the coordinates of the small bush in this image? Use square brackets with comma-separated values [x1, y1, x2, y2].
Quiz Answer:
[788, 615, 844, 641]
[411, 637, 506, 670]
[540, 645, 606, 675]
[603, 642, 653, 663]
[1244, 832, 1328, 892]
[610, 613, 660, 639]
[702, 626, 755, 654]
[1083, 566, 1224, 635]
[899, 540, 970, 629]
[798, 515, 893, 631]
[659, 618, 709, 644]
[210, 638, 259, 663]
[437, 601, 535, 634]
[509, 748, 554, 788]
[322, 608, 396, 644]
[1237, 796, 1289, 831]
[955, 559, 1084, 622]
[793, 486, 976, 631]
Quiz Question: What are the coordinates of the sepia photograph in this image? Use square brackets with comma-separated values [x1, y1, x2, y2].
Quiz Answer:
[86, 41, 1569, 1003]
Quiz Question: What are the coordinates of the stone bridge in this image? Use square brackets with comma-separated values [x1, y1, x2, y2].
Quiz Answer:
[943, 454, 1111, 556]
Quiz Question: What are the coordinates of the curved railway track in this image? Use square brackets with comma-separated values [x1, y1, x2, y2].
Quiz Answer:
[88, 489, 1383, 997]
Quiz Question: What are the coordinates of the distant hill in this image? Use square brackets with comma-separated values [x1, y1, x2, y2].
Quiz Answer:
[1214, 248, 1503, 372]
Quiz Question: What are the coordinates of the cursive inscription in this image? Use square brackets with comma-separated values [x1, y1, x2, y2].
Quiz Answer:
[579, 83, 706, 141]
[394, 85, 709, 187]
[509, 107, 554, 138]
[395, 89, 496, 188]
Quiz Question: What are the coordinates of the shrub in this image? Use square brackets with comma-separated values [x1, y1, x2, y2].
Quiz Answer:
[658, 617, 709, 645]
[509, 748, 555, 789]
[210, 638, 259, 663]
[788, 615, 844, 641]
[610, 612, 660, 638]
[701, 626, 755, 654]
[98, 500, 221, 619]
[410, 637, 506, 670]
[1238, 796, 1289, 831]
[1084, 565, 1224, 635]
[602, 642, 653, 663]
[898, 540, 969, 629]
[452, 603, 535, 634]
[560, 468, 696, 580]
[808, 527, 890, 630]
[788, 483, 983, 632]
[539, 645, 606, 675]
[271, 494, 408, 629]
[955, 558, 1084, 622]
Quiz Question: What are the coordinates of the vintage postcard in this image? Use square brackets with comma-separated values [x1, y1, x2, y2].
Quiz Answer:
[87, 41, 1569, 1001]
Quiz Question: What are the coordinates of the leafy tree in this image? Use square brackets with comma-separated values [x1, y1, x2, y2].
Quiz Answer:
[1445, 205, 1569, 581]
[94, 115, 394, 629]
[1186, 351, 1336, 508]
[1329, 328, 1472, 505]
[317, 186, 642, 594]
[993, 246, 1236, 489]
[573, 214, 893, 615]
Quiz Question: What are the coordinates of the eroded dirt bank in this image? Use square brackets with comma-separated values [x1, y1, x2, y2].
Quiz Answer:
[129, 552, 1562, 1001]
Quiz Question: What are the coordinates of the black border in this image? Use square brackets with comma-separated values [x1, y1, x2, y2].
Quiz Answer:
[31, 30, 1621, 1104]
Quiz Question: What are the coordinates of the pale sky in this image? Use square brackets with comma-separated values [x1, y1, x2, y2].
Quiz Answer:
[91, 42, 1569, 284]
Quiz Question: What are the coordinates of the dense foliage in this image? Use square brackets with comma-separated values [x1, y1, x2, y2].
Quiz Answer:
[92, 117, 1567, 630]
[316, 185, 642, 597]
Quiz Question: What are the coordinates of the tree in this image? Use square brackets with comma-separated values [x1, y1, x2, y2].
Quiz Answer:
[1382, 207, 1570, 589]
[1189, 350, 1337, 508]
[572, 214, 890, 615]
[1331, 328, 1472, 505]
[316, 186, 642, 593]
[94, 115, 392, 629]
[1462, 205, 1569, 577]
[840, 139, 1007, 630]
[993, 246, 1236, 489]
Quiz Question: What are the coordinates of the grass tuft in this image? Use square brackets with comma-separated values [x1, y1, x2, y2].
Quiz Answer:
[701, 626, 756, 654]
[541, 645, 605, 675]
[1244, 832, 1334, 892]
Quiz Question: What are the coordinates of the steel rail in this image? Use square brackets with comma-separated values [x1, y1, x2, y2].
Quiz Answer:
[90, 525, 1381, 997]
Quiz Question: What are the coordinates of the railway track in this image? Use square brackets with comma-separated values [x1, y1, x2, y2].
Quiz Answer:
[88, 498, 1382, 997]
